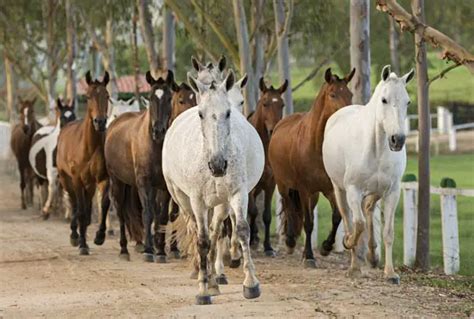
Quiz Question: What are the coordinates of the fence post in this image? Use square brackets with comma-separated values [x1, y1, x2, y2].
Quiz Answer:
[440, 177, 460, 275]
[446, 112, 457, 152]
[402, 174, 417, 267]
[437, 106, 448, 134]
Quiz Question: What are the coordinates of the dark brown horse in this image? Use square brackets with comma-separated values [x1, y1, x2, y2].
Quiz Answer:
[56, 71, 110, 255]
[10, 98, 41, 209]
[105, 70, 177, 262]
[268, 68, 355, 268]
[247, 78, 288, 256]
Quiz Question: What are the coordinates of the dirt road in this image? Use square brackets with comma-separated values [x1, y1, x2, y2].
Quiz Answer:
[0, 165, 472, 318]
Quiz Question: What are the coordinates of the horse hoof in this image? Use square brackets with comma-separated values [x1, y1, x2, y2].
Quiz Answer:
[143, 253, 154, 263]
[171, 250, 180, 259]
[195, 295, 212, 305]
[107, 229, 115, 237]
[243, 283, 261, 299]
[320, 240, 333, 256]
[216, 274, 228, 285]
[42, 212, 50, 221]
[79, 247, 90, 255]
[346, 268, 364, 279]
[190, 270, 199, 280]
[208, 286, 220, 296]
[264, 249, 276, 257]
[229, 258, 241, 268]
[286, 246, 295, 255]
[94, 232, 106, 246]
[70, 236, 79, 247]
[119, 253, 130, 261]
[155, 255, 167, 264]
[303, 259, 317, 269]
[135, 243, 145, 253]
[386, 275, 400, 285]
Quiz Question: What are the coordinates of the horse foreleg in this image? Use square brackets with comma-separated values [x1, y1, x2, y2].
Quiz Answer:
[137, 186, 156, 262]
[155, 190, 170, 263]
[94, 181, 110, 246]
[42, 168, 58, 219]
[382, 186, 401, 284]
[362, 195, 380, 268]
[320, 190, 342, 256]
[344, 185, 366, 277]
[230, 191, 260, 300]
[302, 192, 317, 268]
[19, 166, 26, 209]
[208, 204, 228, 295]
[263, 186, 275, 256]
[247, 190, 259, 248]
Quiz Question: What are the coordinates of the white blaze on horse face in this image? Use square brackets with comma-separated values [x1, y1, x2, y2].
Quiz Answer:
[189, 93, 194, 100]
[23, 107, 29, 126]
[155, 89, 164, 100]
[199, 89, 231, 161]
[64, 110, 73, 119]
[272, 98, 278, 102]
[378, 74, 410, 137]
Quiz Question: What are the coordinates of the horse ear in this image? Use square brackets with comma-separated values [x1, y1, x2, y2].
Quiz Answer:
[166, 70, 179, 91]
[278, 79, 289, 94]
[31, 97, 37, 106]
[146, 71, 155, 85]
[381, 65, 391, 81]
[70, 100, 75, 110]
[402, 68, 415, 85]
[102, 71, 110, 86]
[191, 56, 202, 71]
[237, 74, 248, 89]
[224, 70, 235, 92]
[57, 98, 63, 109]
[85, 71, 92, 85]
[345, 68, 356, 83]
[324, 68, 333, 83]
[218, 55, 226, 72]
[187, 72, 207, 94]
[259, 77, 267, 92]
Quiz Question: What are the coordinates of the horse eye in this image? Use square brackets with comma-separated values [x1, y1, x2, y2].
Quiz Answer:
[179, 100, 184, 104]
[240, 101, 244, 106]
[382, 98, 388, 104]
[226, 110, 231, 119]
[198, 111, 203, 119]
[407, 100, 411, 105]
[329, 93, 336, 98]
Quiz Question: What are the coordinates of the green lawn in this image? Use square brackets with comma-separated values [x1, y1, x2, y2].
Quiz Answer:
[270, 154, 474, 276]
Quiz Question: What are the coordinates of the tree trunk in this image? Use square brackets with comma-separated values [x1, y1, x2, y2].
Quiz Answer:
[252, 0, 265, 101]
[65, 0, 77, 106]
[132, 3, 141, 104]
[162, 5, 175, 72]
[350, 0, 371, 105]
[412, 0, 430, 272]
[3, 53, 16, 124]
[273, 0, 294, 115]
[104, 19, 118, 99]
[137, 0, 159, 76]
[43, 0, 58, 120]
[389, 17, 400, 74]
[233, 0, 256, 116]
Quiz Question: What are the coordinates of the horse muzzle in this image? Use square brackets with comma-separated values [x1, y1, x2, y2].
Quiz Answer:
[208, 156, 228, 177]
[93, 117, 107, 132]
[152, 125, 166, 141]
[388, 134, 406, 152]
[22, 125, 30, 134]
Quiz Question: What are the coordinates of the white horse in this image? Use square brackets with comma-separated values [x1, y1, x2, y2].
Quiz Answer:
[29, 99, 76, 219]
[163, 71, 264, 304]
[322, 65, 414, 283]
[107, 97, 140, 127]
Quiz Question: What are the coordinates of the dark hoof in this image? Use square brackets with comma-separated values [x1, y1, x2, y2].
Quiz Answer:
[320, 240, 333, 256]
[216, 274, 228, 285]
[143, 253, 154, 262]
[155, 255, 167, 264]
[303, 259, 317, 269]
[243, 283, 261, 299]
[195, 294, 212, 305]
[264, 249, 276, 257]
[70, 236, 79, 247]
[386, 276, 400, 285]
[171, 250, 180, 259]
[94, 231, 106, 246]
[21, 204, 27, 210]
[119, 253, 130, 261]
[229, 258, 241, 268]
[42, 212, 50, 220]
[190, 269, 199, 280]
[107, 229, 115, 236]
[135, 243, 145, 253]
[79, 247, 90, 255]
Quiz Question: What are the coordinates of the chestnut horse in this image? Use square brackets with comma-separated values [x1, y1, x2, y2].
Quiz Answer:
[10, 98, 41, 209]
[56, 71, 110, 255]
[247, 78, 288, 255]
[105, 70, 177, 262]
[268, 68, 355, 268]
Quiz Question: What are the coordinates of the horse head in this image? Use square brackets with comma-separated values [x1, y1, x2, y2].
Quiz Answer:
[321, 68, 355, 116]
[146, 69, 177, 141]
[191, 55, 226, 84]
[18, 97, 37, 135]
[170, 82, 197, 124]
[85, 71, 110, 132]
[257, 78, 288, 136]
[375, 65, 415, 152]
[56, 98, 77, 128]
[188, 70, 235, 177]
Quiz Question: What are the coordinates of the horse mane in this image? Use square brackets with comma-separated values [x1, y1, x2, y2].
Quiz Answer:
[247, 110, 255, 120]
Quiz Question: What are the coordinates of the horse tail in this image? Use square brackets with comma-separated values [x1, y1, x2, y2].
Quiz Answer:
[122, 185, 143, 243]
[281, 188, 304, 248]
[172, 212, 199, 272]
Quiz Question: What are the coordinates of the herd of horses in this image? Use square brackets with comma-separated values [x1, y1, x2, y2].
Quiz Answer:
[9, 55, 414, 305]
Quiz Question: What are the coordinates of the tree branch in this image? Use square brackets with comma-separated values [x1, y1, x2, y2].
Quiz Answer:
[376, 0, 474, 73]
[292, 58, 330, 92]
[428, 62, 461, 86]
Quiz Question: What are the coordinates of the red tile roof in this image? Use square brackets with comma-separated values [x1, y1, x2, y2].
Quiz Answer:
[77, 75, 151, 95]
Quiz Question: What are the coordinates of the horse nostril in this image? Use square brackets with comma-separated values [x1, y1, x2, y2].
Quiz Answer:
[223, 160, 228, 170]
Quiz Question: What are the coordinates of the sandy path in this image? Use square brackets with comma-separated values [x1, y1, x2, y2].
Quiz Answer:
[0, 165, 472, 318]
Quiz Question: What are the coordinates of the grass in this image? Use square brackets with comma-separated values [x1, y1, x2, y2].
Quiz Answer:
[296, 154, 474, 276]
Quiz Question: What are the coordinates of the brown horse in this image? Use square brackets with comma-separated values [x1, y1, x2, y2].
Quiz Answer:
[247, 78, 288, 256]
[105, 70, 177, 262]
[170, 82, 197, 124]
[10, 98, 41, 209]
[56, 71, 110, 255]
[268, 68, 355, 268]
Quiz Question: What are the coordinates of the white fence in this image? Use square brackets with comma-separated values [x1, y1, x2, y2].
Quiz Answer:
[0, 121, 11, 160]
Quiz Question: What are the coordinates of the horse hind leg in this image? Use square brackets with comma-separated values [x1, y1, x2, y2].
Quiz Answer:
[301, 192, 318, 269]
[19, 166, 27, 209]
[262, 186, 276, 256]
[320, 190, 343, 256]
[169, 201, 180, 258]
[382, 188, 401, 284]
[362, 195, 381, 268]
[247, 190, 259, 249]
[154, 190, 171, 263]
[110, 179, 130, 260]
[208, 204, 229, 296]
[94, 181, 110, 246]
